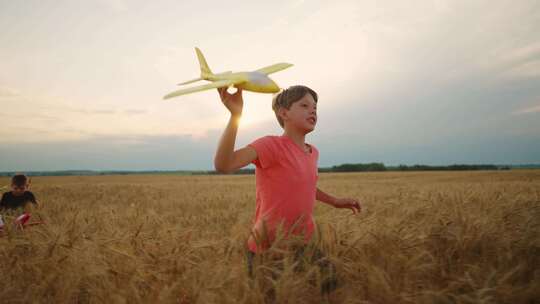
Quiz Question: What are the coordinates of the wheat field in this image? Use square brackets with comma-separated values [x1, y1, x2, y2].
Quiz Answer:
[0, 170, 539, 303]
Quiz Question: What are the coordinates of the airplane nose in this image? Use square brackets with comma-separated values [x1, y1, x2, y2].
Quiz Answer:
[269, 79, 280, 92]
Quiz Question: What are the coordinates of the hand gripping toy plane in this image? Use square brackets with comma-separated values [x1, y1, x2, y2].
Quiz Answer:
[14, 213, 44, 230]
[0, 213, 44, 235]
[163, 48, 293, 99]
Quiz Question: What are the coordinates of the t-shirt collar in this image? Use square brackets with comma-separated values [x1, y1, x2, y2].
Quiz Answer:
[281, 135, 312, 154]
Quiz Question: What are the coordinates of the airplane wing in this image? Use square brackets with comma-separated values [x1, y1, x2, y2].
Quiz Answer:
[177, 77, 203, 86]
[163, 79, 239, 99]
[256, 63, 293, 75]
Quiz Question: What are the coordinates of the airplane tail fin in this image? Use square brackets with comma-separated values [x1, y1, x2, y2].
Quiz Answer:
[195, 47, 213, 79]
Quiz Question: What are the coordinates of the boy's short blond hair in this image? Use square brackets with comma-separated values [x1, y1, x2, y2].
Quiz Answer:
[272, 85, 318, 127]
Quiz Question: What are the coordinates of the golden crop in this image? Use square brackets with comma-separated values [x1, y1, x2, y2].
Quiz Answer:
[1, 171, 539, 303]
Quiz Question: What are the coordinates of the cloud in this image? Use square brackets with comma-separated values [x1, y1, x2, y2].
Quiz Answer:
[0, 85, 160, 142]
[96, 0, 128, 12]
[0, 133, 218, 171]
[0, 86, 20, 98]
[503, 59, 540, 79]
[513, 103, 540, 115]
[0, 126, 538, 172]
[123, 109, 148, 115]
[63, 108, 117, 115]
[1, 0, 540, 170]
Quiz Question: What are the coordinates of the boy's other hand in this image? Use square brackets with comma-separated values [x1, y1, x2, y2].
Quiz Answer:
[334, 198, 361, 214]
[218, 87, 243, 117]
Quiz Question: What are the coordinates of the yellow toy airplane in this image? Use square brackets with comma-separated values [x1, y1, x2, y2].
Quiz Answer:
[163, 47, 293, 99]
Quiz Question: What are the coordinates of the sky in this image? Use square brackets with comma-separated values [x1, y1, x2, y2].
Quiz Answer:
[0, 0, 539, 171]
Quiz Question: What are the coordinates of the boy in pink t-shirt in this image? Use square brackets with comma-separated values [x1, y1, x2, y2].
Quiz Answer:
[214, 85, 361, 290]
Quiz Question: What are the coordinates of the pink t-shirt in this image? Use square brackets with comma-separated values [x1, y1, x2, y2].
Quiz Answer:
[247, 135, 319, 253]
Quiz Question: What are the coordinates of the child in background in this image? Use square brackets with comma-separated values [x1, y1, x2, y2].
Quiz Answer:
[214, 85, 362, 295]
[0, 174, 39, 213]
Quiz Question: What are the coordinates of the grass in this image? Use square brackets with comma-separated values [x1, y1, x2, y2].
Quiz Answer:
[0, 171, 539, 303]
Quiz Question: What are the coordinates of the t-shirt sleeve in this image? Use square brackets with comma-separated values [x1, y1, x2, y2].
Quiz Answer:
[0, 193, 6, 208]
[26, 192, 37, 204]
[248, 136, 277, 169]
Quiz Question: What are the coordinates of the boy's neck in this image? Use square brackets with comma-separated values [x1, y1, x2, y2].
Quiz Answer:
[283, 128, 306, 149]
[11, 191, 25, 196]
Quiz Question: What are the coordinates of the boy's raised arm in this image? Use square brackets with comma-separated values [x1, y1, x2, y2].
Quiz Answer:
[214, 88, 257, 173]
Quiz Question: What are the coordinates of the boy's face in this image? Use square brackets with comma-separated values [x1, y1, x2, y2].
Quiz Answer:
[281, 93, 317, 133]
[11, 184, 27, 196]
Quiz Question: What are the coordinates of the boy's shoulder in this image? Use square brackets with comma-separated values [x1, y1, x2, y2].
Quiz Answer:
[24, 191, 36, 197]
[0, 192, 12, 207]
[1, 191, 35, 199]
[255, 135, 281, 141]
[250, 135, 281, 145]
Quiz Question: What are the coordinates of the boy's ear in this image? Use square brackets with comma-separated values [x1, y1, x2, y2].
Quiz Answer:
[278, 107, 288, 122]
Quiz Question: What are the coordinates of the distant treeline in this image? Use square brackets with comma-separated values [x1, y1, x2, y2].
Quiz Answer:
[2, 163, 539, 177]
[391, 164, 505, 171]
[319, 163, 510, 173]
[198, 163, 515, 175]
[320, 163, 387, 172]
[197, 169, 256, 175]
[0, 170, 197, 177]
